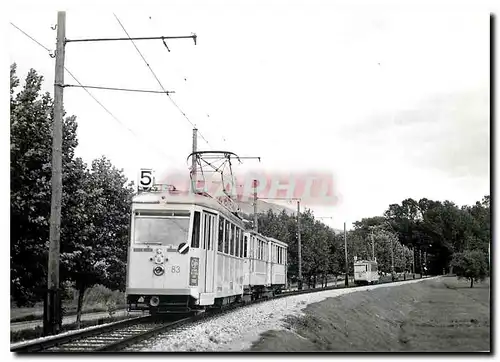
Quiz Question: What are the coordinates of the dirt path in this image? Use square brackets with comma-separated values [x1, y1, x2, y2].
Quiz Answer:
[248, 277, 490, 352]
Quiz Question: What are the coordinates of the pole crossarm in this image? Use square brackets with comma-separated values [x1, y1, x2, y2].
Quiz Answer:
[257, 197, 301, 201]
[63, 84, 175, 94]
[66, 34, 197, 44]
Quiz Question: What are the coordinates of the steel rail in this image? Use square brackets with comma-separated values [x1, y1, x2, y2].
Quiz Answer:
[11, 315, 152, 353]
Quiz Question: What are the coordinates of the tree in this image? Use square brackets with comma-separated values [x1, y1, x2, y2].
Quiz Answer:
[10, 65, 79, 306]
[451, 250, 488, 288]
[60, 156, 134, 327]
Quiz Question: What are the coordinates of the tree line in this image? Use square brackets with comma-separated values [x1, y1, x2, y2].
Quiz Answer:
[247, 191, 489, 288]
[11, 64, 490, 320]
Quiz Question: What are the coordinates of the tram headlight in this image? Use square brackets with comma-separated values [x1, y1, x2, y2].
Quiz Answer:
[150, 296, 160, 307]
[153, 265, 165, 276]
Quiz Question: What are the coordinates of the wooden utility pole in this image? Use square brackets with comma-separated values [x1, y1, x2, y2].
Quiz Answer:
[344, 222, 348, 287]
[297, 200, 302, 290]
[253, 180, 258, 232]
[370, 230, 375, 261]
[391, 237, 395, 281]
[44, 11, 65, 336]
[412, 246, 416, 279]
[402, 245, 406, 280]
[191, 128, 197, 192]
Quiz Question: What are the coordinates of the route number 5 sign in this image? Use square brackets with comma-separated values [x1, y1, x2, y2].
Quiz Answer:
[138, 169, 154, 192]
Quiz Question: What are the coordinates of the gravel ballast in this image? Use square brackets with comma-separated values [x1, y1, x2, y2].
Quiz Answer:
[136, 277, 438, 352]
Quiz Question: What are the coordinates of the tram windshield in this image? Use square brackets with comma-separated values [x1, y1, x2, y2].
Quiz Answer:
[134, 216, 190, 246]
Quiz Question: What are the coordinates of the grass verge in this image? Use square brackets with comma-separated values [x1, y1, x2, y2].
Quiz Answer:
[248, 277, 490, 352]
[11, 305, 127, 324]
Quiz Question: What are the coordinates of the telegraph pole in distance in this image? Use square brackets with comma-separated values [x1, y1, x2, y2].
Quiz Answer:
[403, 245, 406, 280]
[297, 200, 302, 290]
[412, 246, 415, 279]
[391, 237, 395, 282]
[344, 222, 349, 287]
[253, 180, 258, 232]
[191, 128, 197, 193]
[371, 230, 375, 261]
[45, 10, 65, 336]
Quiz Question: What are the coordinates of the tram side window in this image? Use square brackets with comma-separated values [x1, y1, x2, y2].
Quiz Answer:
[230, 224, 235, 256]
[202, 215, 207, 249]
[243, 235, 248, 258]
[206, 216, 212, 250]
[239, 231, 243, 257]
[218, 218, 224, 252]
[235, 229, 240, 257]
[224, 220, 230, 254]
[372, 264, 378, 272]
[191, 211, 201, 248]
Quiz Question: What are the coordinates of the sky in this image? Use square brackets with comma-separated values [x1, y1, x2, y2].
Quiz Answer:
[5, 0, 493, 231]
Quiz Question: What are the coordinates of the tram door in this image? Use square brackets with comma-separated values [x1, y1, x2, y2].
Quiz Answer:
[203, 212, 216, 293]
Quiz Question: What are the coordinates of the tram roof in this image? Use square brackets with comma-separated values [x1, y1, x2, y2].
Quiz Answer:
[132, 191, 243, 223]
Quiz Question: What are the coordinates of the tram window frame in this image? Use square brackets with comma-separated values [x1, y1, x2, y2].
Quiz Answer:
[191, 211, 201, 248]
[241, 232, 244, 258]
[243, 235, 248, 258]
[202, 214, 207, 249]
[224, 220, 230, 254]
[235, 229, 240, 257]
[206, 215, 211, 250]
[218, 217, 224, 252]
[230, 224, 235, 256]
[237, 230, 241, 257]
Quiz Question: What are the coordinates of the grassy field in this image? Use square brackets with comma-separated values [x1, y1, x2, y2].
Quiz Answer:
[248, 277, 490, 352]
[11, 284, 126, 322]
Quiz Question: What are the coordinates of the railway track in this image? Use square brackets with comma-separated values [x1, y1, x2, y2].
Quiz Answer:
[11, 275, 429, 353]
[10, 315, 192, 353]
